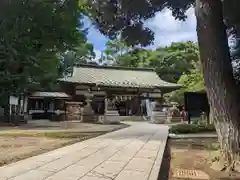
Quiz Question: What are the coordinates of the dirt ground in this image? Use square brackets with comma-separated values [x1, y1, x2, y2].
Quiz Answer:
[0, 134, 96, 166]
[0, 120, 128, 166]
[0, 136, 67, 165]
[168, 138, 240, 180]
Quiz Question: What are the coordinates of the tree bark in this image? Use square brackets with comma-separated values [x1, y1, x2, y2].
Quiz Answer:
[195, 0, 240, 170]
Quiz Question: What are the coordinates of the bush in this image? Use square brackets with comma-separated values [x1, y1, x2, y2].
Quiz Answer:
[169, 123, 216, 134]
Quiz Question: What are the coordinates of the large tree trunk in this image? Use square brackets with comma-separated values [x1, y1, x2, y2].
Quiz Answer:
[195, 0, 240, 170]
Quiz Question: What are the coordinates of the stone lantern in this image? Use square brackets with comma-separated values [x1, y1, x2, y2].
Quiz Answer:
[167, 104, 181, 123]
[82, 89, 94, 122]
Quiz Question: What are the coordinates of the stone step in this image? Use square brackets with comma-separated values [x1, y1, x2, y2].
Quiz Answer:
[105, 110, 119, 116]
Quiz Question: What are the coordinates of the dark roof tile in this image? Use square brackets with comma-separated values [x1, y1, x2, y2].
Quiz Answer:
[59, 65, 182, 89]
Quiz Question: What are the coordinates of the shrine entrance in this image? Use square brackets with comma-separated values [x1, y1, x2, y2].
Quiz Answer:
[114, 96, 142, 116]
[91, 95, 105, 115]
[115, 101, 127, 116]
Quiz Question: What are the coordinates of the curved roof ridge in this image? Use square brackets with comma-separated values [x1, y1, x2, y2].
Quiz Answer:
[76, 64, 155, 72]
[59, 65, 183, 90]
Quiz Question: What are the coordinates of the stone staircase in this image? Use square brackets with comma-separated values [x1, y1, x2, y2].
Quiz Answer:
[103, 110, 121, 124]
[167, 116, 182, 123]
[151, 111, 168, 124]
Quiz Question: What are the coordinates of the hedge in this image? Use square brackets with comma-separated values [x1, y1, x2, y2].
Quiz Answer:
[169, 123, 216, 134]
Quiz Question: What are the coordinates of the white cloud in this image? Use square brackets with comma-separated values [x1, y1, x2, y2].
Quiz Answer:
[145, 8, 197, 48]
[87, 8, 197, 56]
[93, 49, 102, 62]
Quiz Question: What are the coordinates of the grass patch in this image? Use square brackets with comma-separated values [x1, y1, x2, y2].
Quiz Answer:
[170, 138, 219, 150]
[205, 142, 220, 151]
[169, 123, 216, 134]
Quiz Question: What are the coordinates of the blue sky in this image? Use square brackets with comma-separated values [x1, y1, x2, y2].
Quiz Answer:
[86, 8, 197, 60]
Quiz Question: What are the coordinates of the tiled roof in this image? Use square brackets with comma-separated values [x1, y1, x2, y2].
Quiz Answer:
[59, 64, 182, 89]
[30, 92, 71, 98]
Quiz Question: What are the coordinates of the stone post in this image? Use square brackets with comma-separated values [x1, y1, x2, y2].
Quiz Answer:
[82, 92, 94, 122]
[151, 101, 167, 124]
[104, 96, 120, 124]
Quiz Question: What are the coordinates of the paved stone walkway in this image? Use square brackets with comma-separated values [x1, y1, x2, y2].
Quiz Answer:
[0, 122, 169, 180]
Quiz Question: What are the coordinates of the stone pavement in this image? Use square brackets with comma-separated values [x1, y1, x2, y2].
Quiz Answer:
[0, 122, 169, 180]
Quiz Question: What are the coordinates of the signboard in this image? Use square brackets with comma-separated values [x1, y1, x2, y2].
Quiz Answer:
[9, 96, 18, 105]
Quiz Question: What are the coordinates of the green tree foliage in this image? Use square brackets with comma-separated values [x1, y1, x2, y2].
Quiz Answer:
[0, 0, 90, 97]
[168, 61, 204, 104]
[0, 0, 97, 112]
[100, 38, 130, 64]
[74, 41, 96, 64]
[60, 42, 96, 77]
[222, 0, 240, 30]
[103, 40, 199, 83]
[178, 61, 204, 92]
[86, 0, 240, 46]
[150, 42, 199, 82]
[115, 48, 153, 67]
[85, 0, 194, 46]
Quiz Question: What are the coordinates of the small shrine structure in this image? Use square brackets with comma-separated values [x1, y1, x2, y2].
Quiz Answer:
[57, 64, 182, 123]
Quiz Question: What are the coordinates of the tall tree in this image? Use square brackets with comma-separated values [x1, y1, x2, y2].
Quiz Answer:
[74, 42, 96, 64]
[104, 41, 199, 83]
[150, 42, 199, 82]
[196, 0, 240, 170]
[111, 47, 153, 67]
[101, 38, 130, 64]
[168, 60, 204, 104]
[0, 0, 88, 111]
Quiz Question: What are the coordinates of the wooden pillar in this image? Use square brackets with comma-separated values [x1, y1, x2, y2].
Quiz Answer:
[104, 97, 108, 113]
[159, 91, 164, 111]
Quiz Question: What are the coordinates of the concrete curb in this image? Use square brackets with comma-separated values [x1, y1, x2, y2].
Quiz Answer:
[168, 133, 218, 139]
[148, 131, 169, 180]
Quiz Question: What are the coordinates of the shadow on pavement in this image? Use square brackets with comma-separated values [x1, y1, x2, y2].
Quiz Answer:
[158, 139, 171, 180]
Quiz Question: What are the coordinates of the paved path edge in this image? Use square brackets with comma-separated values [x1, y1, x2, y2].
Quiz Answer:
[168, 133, 217, 139]
[148, 133, 169, 180]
